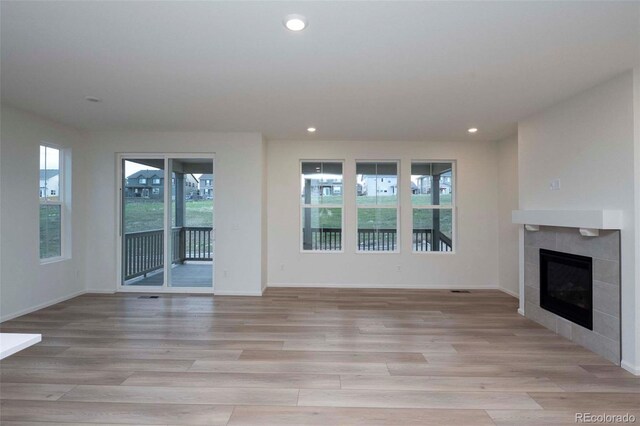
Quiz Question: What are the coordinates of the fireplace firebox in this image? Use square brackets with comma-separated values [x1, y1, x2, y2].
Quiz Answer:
[540, 249, 593, 330]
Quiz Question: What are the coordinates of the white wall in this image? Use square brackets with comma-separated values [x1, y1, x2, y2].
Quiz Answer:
[83, 131, 266, 296]
[633, 67, 640, 374]
[497, 135, 519, 296]
[267, 139, 499, 288]
[518, 71, 638, 372]
[0, 105, 88, 321]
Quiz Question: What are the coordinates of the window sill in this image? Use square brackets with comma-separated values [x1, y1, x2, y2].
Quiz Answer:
[355, 251, 401, 255]
[412, 251, 456, 255]
[40, 256, 71, 265]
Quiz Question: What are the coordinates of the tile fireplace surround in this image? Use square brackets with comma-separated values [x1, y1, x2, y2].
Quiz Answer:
[524, 226, 621, 364]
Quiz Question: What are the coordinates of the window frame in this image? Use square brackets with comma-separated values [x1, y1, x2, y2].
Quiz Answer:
[410, 160, 456, 254]
[299, 160, 345, 254]
[355, 160, 400, 254]
[39, 143, 66, 263]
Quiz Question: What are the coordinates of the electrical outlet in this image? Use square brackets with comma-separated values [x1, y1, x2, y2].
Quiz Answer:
[549, 179, 561, 191]
[223, 270, 228, 278]
[396, 265, 402, 272]
[280, 264, 285, 271]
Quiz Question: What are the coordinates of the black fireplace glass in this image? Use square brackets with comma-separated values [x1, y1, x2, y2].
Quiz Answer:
[540, 249, 593, 330]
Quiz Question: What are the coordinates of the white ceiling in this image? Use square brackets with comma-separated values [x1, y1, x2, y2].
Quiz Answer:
[1, 1, 639, 141]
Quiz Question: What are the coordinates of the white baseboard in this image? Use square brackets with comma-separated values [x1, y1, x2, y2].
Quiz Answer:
[214, 289, 265, 296]
[621, 360, 640, 376]
[0, 290, 86, 323]
[85, 289, 117, 294]
[267, 282, 498, 290]
[517, 308, 525, 316]
[498, 287, 520, 298]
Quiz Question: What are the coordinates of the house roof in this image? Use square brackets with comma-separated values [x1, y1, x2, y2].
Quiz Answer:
[127, 170, 163, 179]
[39, 170, 59, 180]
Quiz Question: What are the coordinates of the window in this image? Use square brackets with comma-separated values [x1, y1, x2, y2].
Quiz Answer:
[39, 145, 63, 260]
[139, 178, 147, 184]
[152, 178, 160, 185]
[356, 161, 398, 252]
[152, 188, 160, 194]
[411, 162, 454, 252]
[301, 161, 343, 251]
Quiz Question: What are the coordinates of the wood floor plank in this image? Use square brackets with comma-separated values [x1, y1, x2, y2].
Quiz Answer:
[387, 363, 596, 378]
[422, 353, 612, 365]
[39, 336, 284, 350]
[487, 410, 640, 426]
[122, 371, 340, 389]
[58, 347, 242, 361]
[297, 389, 543, 409]
[239, 349, 427, 363]
[60, 385, 299, 406]
[282, 340, 457, 353]
[553, 377, 640, 393]
[579, 364, 639, 378]
[527, 392, 640, 410]
[228, 406, 495, 425]
[0, 369, 133, 385]
[0, 400, 233, 425]
[190, 360, 391, 375]
[0, 356, 194, 372]
[340, 375, 564, 392]
[0, 384, 76, 401]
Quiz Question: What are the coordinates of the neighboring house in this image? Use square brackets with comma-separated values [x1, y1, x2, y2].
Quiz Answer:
[413, 174, 452, 195]
[125, 169, 165, 199]
[362, 176, 397, 196]
[308, 177, 342, 197]
[199, 174, 213, 198]
[184, 174, 199, 198]
[39, 170, 59, 198]
[126, 170, 200, 199]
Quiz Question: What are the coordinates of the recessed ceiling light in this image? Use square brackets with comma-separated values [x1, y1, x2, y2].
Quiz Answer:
[468, 127, 478, 133]
[284, 14, 307, 32]
[85, 96, 102, 103]
[307, 127, 316, 133]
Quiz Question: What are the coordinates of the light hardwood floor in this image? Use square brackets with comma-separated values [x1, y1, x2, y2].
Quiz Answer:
[1, 288, 639, 425]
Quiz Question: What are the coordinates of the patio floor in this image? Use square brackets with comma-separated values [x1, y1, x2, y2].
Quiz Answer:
[125, 262, 213, 287]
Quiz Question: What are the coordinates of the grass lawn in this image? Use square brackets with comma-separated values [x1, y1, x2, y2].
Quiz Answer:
[124, 199, 213, 233]
[125, 194, 452, 237]
[303, 193, 452, 236]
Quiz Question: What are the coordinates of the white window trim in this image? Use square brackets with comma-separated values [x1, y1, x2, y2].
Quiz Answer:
[410, 160, 456, 255]
[299, 160, 345, 254]
[355, 160, 400, 254]
[39, 142, 70, 264]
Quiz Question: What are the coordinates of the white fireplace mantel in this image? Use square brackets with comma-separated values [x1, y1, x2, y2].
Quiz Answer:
[512, 209, 623, 230]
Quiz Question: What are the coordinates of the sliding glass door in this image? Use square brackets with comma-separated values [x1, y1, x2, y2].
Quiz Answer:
[122, 158, 166, 287]
[119, 155, 214, 292]
[167, 157, 214, 288]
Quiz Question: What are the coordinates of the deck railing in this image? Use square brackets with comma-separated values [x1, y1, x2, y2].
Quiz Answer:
[305, 228, 452, 252]
[124, 226, 213, 281]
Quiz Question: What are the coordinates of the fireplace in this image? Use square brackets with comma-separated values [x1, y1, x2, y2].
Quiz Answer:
[540, 249, 593, 330]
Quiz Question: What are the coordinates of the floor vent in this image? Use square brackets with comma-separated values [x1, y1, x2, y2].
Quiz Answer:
[450, 290, 470, 293]
[138, 295, 160, 299]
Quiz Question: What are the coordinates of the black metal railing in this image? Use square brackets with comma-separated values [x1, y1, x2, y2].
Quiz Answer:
[304, 228, 452, 252]
[124, 226, 213, 281]
[305, 228, 343, 251]
[357, 228, 398, 251]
